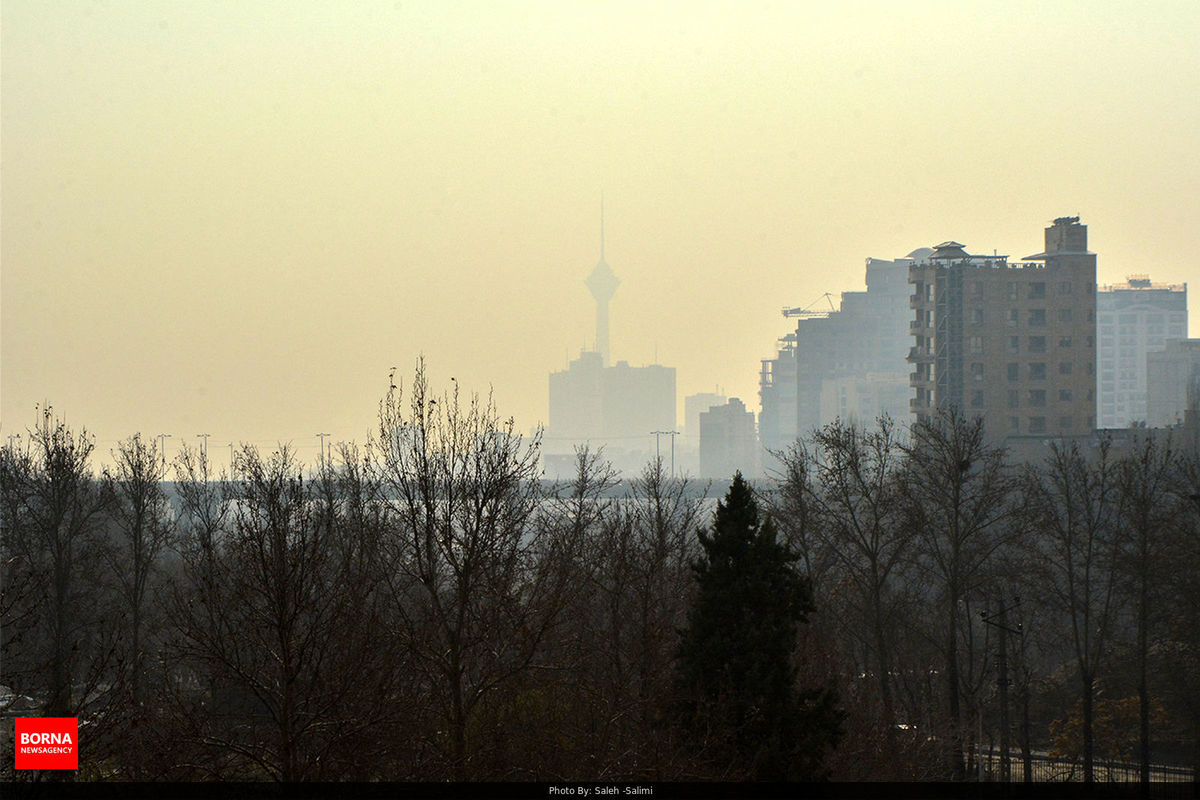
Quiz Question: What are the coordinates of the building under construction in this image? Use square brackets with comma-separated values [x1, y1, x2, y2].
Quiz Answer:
[758, 255, 914, 454]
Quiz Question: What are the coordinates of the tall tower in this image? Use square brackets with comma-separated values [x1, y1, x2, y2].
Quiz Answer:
[585, 201, 619, 366]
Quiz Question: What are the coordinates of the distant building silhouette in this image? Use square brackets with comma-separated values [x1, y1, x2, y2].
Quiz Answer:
[1146, 338, 1200, 428]
[908, 217, 1098, 442]
[699, 398, 758, 480]
[1097, 275, 1187, 428]
[759, 255, 912, 454]
[685, 392, 727, 439]
[545, 208, 676, 477]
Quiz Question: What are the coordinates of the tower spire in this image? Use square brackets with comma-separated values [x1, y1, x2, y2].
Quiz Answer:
[600, 194, 605, 261]
[585, 198, 619, 367]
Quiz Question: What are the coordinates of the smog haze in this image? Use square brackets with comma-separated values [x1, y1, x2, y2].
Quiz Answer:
[3, 0, 1198, 463]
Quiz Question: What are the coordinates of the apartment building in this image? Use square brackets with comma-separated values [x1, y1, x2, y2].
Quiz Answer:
[908, 217, 1097, 439]
[1097, 276, 1188, 428]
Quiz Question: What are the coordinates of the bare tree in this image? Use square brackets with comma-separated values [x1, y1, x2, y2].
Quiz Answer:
[0, 407, 114, 723]
[171, 444, 395, 780]
[803, 416, 911, 735]
[1116, 434, 1178, 788]
[1019, 438, 1122, 783]
[896, 409, 1015, 780]
[374, 363, 564, 779]
[103, 434, 173, 705]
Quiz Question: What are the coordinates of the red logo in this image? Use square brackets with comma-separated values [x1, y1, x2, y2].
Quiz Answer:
[14, 718, 78, 770]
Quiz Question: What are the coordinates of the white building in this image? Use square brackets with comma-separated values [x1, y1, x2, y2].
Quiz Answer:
[1097, 276, 1188, 428]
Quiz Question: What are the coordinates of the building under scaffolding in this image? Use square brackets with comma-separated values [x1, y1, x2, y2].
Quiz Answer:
[759, 255, 914, 455]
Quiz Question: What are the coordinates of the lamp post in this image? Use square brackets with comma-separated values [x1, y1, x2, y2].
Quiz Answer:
[981, 596, 1023, 783]
[156, 433, 172, 472]
[651, 430, 679, 476]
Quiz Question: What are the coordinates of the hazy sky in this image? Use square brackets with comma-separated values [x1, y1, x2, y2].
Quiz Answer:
[4, 0, 1199, 466]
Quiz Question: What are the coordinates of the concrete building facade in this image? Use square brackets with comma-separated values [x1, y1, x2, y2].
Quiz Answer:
[1146, 338, 1200, 428]
[699, 398, 759, 480]
[1097, 276, 1188, 428]
[908, 217, 1098, 440]
[759, 255, 913, 453]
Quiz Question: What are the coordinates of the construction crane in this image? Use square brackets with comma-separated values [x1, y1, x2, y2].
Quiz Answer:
[781, 292, 836, 318]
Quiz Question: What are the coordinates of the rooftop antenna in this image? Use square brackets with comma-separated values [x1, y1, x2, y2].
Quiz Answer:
[600, 192, 605, 262]
[585, 195, 619, 366]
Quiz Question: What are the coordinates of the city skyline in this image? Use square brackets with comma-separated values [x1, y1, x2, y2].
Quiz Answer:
[4, 1, 1199, 466]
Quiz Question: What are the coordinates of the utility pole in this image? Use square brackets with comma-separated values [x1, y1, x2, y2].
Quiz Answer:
[6, 434, 20, 451]
[650, 430, 680, 476]
[157, 433, 172, 472]
[981, 597, 1022, 783]
[196, 433, 210, 459]
[316, 433, 331, 465]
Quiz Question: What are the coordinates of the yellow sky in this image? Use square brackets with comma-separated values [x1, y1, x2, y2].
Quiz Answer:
[3, 0, 1199, 466]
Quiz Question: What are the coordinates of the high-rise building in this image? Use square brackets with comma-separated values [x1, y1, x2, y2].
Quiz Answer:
[908, 217, 1098, 440]
[699, 398, 759, 480]
[1097, 276, 1188, 428]
[759, 255, 913, 453]
[1146, 338, 1200, 428]
[545, 209, 676, 477]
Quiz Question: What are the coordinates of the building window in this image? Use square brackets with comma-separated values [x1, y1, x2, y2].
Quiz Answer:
[1087, 389, 1094, 401]
[1030, 282, 1046, 299]
[1029, 389, 1047, 407]
[969, 336, 983, 354]
[1087, 335, 1094, 348]
[971, 390, 985, 408]
[1007, 309, 1019, 327]
[1029, 309, 1046, 326]
[1008, 390, 1019, 409]
[1007, 282, 1018, 301]
[970, 309, 983, 325]
[1059, 337, 1073, 348]
[1008, 336, 1019, 354]
[1029, 416, 1047, 433]
[1009, 416, 1020, 432]
[1088, 310, 1094, 322]
[1059, 362, 1073, 375]
[970, 363, 985, 381]
[1087, 362, 1095, 375]
[972, 281, 983, 299]
[1059, 308, 1073, 323]
[1059, 389, 1073, 402]
[1059, 416, 1073, 430]
[1029, 336, 1046, 353]
[1007, 363, 1019, 382]
[1029, 363, 1047, 380]
[1059, 281, 1072, 295]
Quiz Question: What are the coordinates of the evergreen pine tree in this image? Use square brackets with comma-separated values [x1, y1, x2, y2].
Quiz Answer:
[677, 472, 843, 780]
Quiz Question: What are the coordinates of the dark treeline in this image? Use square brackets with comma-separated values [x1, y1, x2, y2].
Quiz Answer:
[2, 368, 1199, 785]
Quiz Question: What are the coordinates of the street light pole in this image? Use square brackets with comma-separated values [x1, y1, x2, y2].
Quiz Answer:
[981, 596, 1022, 783]
[157, 433, 172, 473]
[651, 430, 680, 476]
